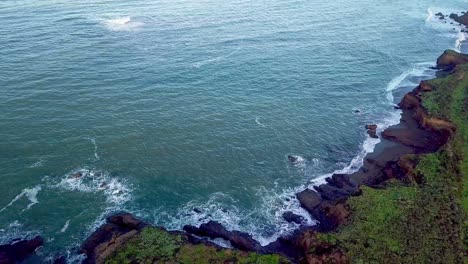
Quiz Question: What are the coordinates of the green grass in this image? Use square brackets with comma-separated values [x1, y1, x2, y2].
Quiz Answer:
[320, 57, 467, 263]
[105, 227, 288, 264]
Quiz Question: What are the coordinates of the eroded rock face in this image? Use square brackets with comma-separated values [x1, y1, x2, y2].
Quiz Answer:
[81, 213, 147, 264]
[0, 236, 43, 264]
[436, 50, 468, 71]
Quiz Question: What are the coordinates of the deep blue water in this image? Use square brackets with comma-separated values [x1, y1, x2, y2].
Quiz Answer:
[0, 0, 466, 261]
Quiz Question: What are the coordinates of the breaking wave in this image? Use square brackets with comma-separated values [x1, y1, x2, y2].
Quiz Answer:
[55, 168, 131, 205]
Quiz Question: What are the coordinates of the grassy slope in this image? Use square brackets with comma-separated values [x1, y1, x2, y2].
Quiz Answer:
[320, 63, 467, 263]
[105, 227, 288, 264]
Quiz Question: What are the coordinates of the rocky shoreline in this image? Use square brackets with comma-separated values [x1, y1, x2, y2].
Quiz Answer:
[2, 11, 467, 264]
[70, 49, 466, 264]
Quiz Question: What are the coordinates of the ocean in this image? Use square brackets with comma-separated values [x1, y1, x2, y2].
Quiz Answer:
[0, 0, 466, 262]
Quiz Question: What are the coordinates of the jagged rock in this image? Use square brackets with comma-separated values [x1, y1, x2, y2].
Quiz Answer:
[365, 124, 378, 138]
[367, 129, 378, 138]
[184, 221, 262, 252]
[449, 12, 468, 26]
[0, 236, 43, 264]
[435, 12, 445, 19]
[282, 212, 304, 224]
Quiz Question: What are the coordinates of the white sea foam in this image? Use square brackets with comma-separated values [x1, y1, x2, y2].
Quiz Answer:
[86, 137, 100, 161]
[29, 159, 44, 168]
[255, 117, 266, 127]
[0, 185, 42, 213]
[426, 8, 434, 22]
[103, 16, 144, 32]
[456, 30, 467, 51]
[385, 62, 435, 102]
[55, 168, 131, 205]
[425, 7, 467, 51]
[60, 220, 70, 233]
[193, 47, 241, 68]
[288, 155, 306, 169]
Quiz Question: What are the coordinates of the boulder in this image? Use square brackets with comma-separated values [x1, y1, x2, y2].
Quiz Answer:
[296, 189, 322, 214]
[0, 236, 43, 264]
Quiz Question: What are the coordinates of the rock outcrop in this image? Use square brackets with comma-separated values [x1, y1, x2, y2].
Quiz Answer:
[436, 50, 468, 71]
[449, 12, 468, 26]
[81, 213, 147, 264]
[0, 236, 43, 264]
[183, 221, 262, 252]
[365, 124, 378, 138]
[282, 212, 305, 224]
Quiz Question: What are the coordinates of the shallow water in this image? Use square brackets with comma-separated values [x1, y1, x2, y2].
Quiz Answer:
[0, 0, 466, 261]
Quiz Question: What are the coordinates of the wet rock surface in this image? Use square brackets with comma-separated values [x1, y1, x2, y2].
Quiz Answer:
[0, 236, 43, 264]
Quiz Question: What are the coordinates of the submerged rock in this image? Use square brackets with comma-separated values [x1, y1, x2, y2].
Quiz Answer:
[282, 212, 304, 224]
[0, 236, 43, 264]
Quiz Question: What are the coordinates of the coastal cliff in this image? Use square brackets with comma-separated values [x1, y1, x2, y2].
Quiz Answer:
[71, 49, 467, 264]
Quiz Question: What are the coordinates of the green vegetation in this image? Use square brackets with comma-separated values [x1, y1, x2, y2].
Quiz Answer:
[106, 227, 287, 264]
[321, 61, 467, 263]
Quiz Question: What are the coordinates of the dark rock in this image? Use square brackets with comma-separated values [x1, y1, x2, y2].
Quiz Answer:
[0, 236, 44, 264]
[282, 212, 304, 224]
[53, 256, 67, 264]
[287, 155, 298, 163]
[193, 208, 202, 214]
[365, 124, 378, 138]
[367, 129, 378, 138]
[296, 189, 322, 214]
[71, 172, 83, 179]
[449, 12, 468, 26]
[184, 221, 261, 252]
[435, 12, 444, 19]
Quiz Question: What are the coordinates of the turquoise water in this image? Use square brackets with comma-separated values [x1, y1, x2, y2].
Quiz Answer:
[0, 0, 466, 261]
